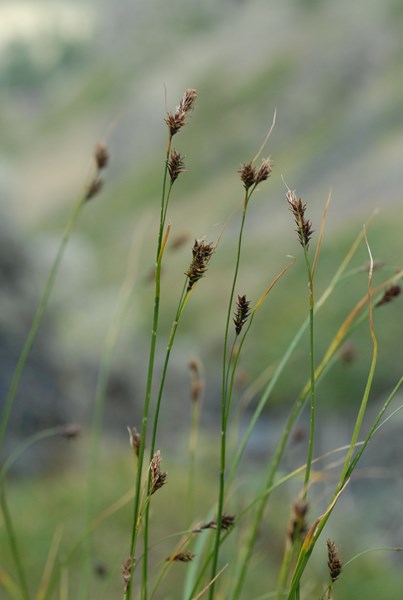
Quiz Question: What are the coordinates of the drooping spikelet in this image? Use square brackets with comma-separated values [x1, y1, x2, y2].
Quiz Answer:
[233, 294, 251, 336]
[185, 239, 214, 292]
[166, 551, 195, 562]
[167, 149, 186, 184]
[150, 450, 167, 495]
[165, 88, 197, 136]
[327, 539, 342, 582]
[194, 513, 236, 533]
[375, 284, 401, 307]
[286, 190, 314, 249]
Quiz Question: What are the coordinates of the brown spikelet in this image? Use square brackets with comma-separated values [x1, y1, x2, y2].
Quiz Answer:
[166, 551, 195, 563]
[150, 450, 167, 495]
[95, 142, 109, 170]
[194, 513, 236, 532]
[165, 88, 197, 136]
[286, 190, 314, 248]
[375, 284, 401, 307]
[122, 557, 134, 593]
[233, 294, 251, 336]
[327, 539, 342, 582]
[255, 158, 273, 184]
[185, 239, 214, 291]
[167, 149, 186, 183]
[127, 426, 141, 456]
[287, 500, 308, 544]
[238, 162, 256, 190]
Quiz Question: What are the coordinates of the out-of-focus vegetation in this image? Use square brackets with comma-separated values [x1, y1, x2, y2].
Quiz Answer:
[0, 1, 402, 598]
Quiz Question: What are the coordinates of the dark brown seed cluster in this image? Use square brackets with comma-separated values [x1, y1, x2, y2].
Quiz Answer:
[375, 284, 401, 307]
[233, 294, 251, 336]
[193, 513, 236, 533]
[167, 149, 186, 183]
[122, 557, 134, 593]
[286, 190, 314, 249]
[165, 89, 197, 136]
[166, 551, 195, 562]
[86, 142, 109, 201]
[185, 239, 214, 291]
[150, 450, 167, 495]
[238, 158, 273, 190]
[287, 500, 308, 544]
[327, 539, 342, 582]
[127, 426, 141, 456]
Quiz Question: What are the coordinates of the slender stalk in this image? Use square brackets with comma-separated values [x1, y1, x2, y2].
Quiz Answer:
[125, 139, 172, 600]
[301, 246, 315, 498]
[0, 197, 85, 450]
[209, 199, 248, 598]
[142, 284, 190, 598]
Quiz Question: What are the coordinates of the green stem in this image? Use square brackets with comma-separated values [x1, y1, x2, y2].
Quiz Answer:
[142, 284, 190, 599]
[209, 200, 248, 599]
[0, 197, 85, 451]
[302, 246, 315, 498]
[125, 139, 172, 600]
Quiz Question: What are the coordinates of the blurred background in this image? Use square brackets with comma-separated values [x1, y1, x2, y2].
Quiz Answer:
[0, 0, 402, 598]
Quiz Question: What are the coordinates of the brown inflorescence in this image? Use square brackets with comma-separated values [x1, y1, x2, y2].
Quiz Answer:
[185, 239, 214, 292]
[375, 284, 401, 307]
[233, 294, 251, 336]
[238, 158, 272, 190]
[287, 190, 314, 249]
[167, 149, 186, 183]
[165, 89, 197, 136]
[193, 513, 236, 533]
[95, 142, 109, 170]
[150, 450, 167, 495]
[166, 551, 195, 563]
[327, 539, 342, 582]
[189, 358, 203, 403]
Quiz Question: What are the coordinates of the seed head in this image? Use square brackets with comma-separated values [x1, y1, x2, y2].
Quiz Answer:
[194, 513, 236, 532]
[165, 88, 197, 136]
[286, 190, 314, 248]
[238, 162, 257, 190]
[327, 539, 342, 582]
[150, 450, 167, 495]
[255, 158, 273, 184]
[166, 551, 195, 562]
[167, 149, 186, 183]
[185, 239, 214, 291]
[375, 284, 401, 307]
[95, 142, 109, 170]
[233, 294, 251, 336]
